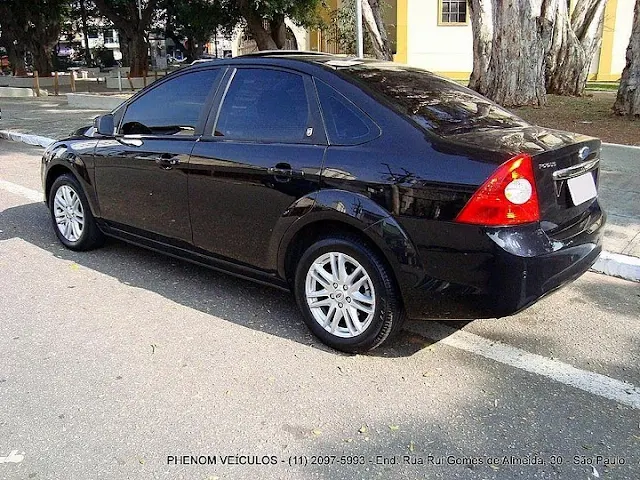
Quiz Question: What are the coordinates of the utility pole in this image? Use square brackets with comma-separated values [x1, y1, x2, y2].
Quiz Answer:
[356, 0, 364, 58]
[138, 0, 142, 19]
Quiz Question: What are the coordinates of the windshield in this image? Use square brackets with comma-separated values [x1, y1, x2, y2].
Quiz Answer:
[342, 63, 529, 135]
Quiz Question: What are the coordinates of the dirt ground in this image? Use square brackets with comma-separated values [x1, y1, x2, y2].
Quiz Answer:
[513, 91, 640, 146]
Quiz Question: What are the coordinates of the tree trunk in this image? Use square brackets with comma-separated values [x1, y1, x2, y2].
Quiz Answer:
[362, 0, 393, 60]
[79, 0, 93, 66]
[468, 0, 493, 91]
[0, 31, 27, 76]
[31, 41, 54, 76]
[12, 43, 28, 76]
[469, 0, 547, 107]
[545, 0, 607, 96]
[614, 0, 640, 117]
[127, 33, 149, 76]
[269, 15, 287, 49]
[92, 0, 157, 76]
[237, 0, 278, 50]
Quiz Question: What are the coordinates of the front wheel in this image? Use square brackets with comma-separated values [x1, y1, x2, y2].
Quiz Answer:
[294, 235, 405, 353]
[49, 174, 104, 251]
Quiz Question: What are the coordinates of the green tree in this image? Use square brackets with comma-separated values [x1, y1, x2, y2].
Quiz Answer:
[0, 0, 69, 76]
[92, 0, 159, 76]
[164, 0, 234, 62]
[230, 0, 323, 51]
[328, 0, 392, 60]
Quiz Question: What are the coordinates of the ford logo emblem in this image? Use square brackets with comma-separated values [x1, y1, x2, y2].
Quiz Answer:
[578, 146, 590, 160]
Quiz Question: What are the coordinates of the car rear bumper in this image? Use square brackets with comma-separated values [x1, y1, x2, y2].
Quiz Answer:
[399, 202, 606, 320]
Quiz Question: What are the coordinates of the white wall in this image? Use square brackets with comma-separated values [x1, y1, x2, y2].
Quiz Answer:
[406, 0, 474, 72]
[611, 0, 635, 75]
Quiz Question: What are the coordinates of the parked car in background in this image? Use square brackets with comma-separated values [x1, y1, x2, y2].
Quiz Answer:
[41, 53, 605, 352]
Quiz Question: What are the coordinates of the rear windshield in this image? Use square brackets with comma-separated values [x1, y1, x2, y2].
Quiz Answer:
[341, 63, 528, 135]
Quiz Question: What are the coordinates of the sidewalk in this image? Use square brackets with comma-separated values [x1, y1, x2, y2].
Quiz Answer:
[1, 95, 639, 281]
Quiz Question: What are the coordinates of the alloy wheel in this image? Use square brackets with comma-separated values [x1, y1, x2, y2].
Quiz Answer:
[304, 252, 376, 338]
[53, 185, 85, 242]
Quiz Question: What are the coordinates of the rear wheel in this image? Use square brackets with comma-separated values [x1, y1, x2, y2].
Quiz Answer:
[294, 235, 404, 353]
[49, 174, 104, 251]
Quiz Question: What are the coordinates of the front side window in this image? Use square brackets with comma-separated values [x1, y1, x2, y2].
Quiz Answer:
[214, 68, 310, 143]
[440, 0, 468, 24]
[120, 69, 219, 136]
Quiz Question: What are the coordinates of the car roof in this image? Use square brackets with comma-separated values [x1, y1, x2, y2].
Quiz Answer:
[185, 51, 389, 74]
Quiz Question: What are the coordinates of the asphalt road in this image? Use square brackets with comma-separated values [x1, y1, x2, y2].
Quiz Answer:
[1, 140, 639, 480]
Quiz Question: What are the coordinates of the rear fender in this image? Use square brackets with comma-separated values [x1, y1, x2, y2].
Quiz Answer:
[274, 189, 424, 288]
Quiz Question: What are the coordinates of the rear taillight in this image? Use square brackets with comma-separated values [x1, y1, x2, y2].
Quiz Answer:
[455, 153, 540, 226]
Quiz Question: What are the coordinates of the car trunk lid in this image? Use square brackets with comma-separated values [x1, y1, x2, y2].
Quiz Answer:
[445, 126, 601, 233]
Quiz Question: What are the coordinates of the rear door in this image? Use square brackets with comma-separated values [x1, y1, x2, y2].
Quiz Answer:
[188, 67, 327, 270]
[94, 68, 222, 243]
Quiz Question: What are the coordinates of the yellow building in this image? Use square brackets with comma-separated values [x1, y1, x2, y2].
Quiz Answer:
[311, 0, 635, 82]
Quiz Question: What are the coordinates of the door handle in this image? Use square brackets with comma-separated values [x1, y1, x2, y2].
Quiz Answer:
[132, 153, 179, 170]
[268, 163, 304, 181]
[268, 167, 293, 176]
[148, 154, 180, 170]
[155, 156, 180, 166]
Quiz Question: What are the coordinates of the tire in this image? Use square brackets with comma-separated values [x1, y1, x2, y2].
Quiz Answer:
[49, 173, 104, 251]
[294, 234, 405, 353]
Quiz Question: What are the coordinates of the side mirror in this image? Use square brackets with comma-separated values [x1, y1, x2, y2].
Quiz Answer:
[94, 114, 115, 136]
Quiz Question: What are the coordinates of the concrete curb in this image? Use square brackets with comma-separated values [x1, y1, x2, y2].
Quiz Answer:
[0, 86, 37, 98]
[0, 130, 55, 148]
[66, 93, 129, 110]
[0, 133, 639, 283]
[603, 142, 640, 150]
[590, 251, 640, 283]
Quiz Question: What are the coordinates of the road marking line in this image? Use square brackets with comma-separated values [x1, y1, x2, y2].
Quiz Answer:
[0, 450, 25, 463]
[408, 322, 640, 410]
[0, 179, 43, 203]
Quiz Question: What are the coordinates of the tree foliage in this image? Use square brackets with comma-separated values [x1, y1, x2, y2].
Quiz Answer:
[230, 0, 323, 50]
[0, 0, 69, 76]
[328, 0, 392, 60]
[92, 0, 159, 76]
[164, 0, 234, 61]
[328, 0, 372, 55]
[362, 0, 392, 60]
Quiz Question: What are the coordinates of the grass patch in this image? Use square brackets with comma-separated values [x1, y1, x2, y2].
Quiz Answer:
[513, 91, 639, 146]
[586, 82, 620, 91]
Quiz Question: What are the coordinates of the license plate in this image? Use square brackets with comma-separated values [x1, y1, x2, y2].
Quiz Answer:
[567, 172, 597, 206]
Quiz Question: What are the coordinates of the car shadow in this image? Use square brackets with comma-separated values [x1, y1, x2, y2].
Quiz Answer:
[0, 200, 460, 357]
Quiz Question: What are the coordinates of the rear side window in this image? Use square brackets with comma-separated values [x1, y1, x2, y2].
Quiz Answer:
[214, 68, 310, 143]
[343, 64, 528, 136]
[120, 69, 219, 135]
[315, 79, 379, 145]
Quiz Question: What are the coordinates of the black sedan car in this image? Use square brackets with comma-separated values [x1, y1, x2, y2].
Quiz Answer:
[42, 53, 605, 352]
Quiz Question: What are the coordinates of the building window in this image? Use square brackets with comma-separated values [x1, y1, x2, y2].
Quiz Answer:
[104, 29, 118, 44]
[440, 0, 468, 24]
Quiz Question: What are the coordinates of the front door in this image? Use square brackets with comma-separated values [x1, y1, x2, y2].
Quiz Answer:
[94, 68, 222, 243]
[188, 67, 327, 270]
